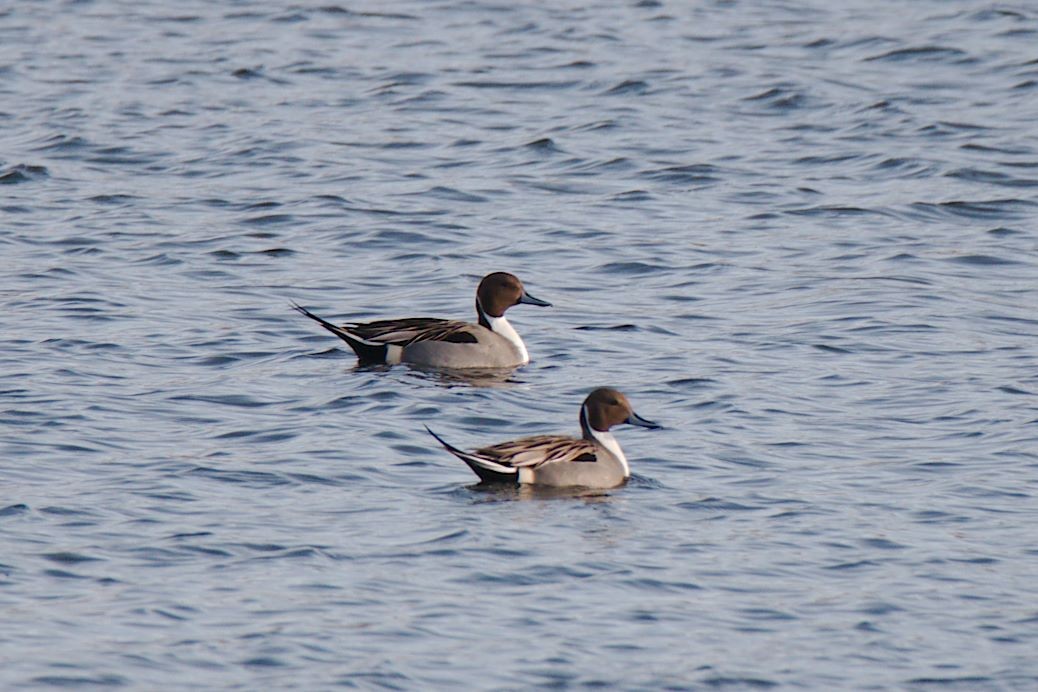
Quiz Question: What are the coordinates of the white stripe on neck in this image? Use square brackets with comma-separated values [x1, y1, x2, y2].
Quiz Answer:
[485, 314, 529, 364]
[588, 427, 629, 478]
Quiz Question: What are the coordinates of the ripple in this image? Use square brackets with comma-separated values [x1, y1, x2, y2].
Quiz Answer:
[416, 186, 489, 202]
[641, 163, 721, 185]
[865, 46, 970, 62]
[944, 254, 1021, 266]
[742, 86, 809, 111]
[31, 675, 128, 687]
[701, 676, 778, 688]
[452, 79, 579, 90]
[0, 163, 48, 184]
[944, 167, 1038, 188]
[605, 79, 649, 95]
[909, 198, 1038, 220]
[31, 134, 91, 152]
[524, 137, 560, 153]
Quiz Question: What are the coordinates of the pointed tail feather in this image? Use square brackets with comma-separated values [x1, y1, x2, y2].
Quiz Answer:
[291, 302, 387, 363]
[424, 426, 518, 484]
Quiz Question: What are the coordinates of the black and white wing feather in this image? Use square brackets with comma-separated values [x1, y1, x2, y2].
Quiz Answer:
[425, 428, 597, 484]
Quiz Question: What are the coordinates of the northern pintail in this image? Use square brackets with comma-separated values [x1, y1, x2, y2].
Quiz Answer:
[426, 387, 659, 488]
[293, 272, 551, 368]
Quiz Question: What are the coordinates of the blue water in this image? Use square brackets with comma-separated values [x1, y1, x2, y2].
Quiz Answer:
[3, 0, 1038, 688]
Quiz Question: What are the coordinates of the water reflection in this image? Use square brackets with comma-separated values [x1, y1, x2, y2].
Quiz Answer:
[465, 481, 617, 503]
[400, 364, 522, 388]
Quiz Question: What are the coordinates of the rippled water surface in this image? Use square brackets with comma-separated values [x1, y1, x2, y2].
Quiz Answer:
[3, 0, 1038, 688]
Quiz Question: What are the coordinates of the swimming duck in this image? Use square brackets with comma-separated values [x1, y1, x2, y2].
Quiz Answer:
[426, 387, 659, 488]
[293, 272, 551, 368]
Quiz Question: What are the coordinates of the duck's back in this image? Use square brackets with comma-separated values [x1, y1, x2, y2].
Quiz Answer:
[350, 318, 467, 346]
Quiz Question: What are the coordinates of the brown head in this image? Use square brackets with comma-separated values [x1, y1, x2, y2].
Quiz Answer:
[580, 387, 660, 436]
[475, 272, 551, 323]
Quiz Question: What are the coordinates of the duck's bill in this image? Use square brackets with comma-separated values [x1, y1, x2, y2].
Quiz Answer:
[627, 411, 661, 429]
[518, 291, 552, 307]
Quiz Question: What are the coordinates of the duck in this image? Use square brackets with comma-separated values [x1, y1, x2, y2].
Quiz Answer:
[293, 272, 551, 368]
[426, 387, 659, 488]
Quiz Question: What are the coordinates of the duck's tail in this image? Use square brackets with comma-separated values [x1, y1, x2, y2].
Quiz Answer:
[291, 303, 387, 363]
[424, 426, 518, 484]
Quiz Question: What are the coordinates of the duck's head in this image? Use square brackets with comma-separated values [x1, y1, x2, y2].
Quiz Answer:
[581, 387, 660, 433]
[476, 272, 552, 319]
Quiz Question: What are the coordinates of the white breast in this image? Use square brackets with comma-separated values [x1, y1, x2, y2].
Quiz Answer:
[589, 428, 629, 478]
[484, 314, 529, 364]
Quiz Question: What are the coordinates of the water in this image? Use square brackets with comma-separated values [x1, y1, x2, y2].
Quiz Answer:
[3, 0, 1038, 687]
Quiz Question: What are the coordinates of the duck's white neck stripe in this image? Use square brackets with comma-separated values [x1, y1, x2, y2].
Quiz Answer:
[485, 314, 529, 364]
[588, 426, 629, 478]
